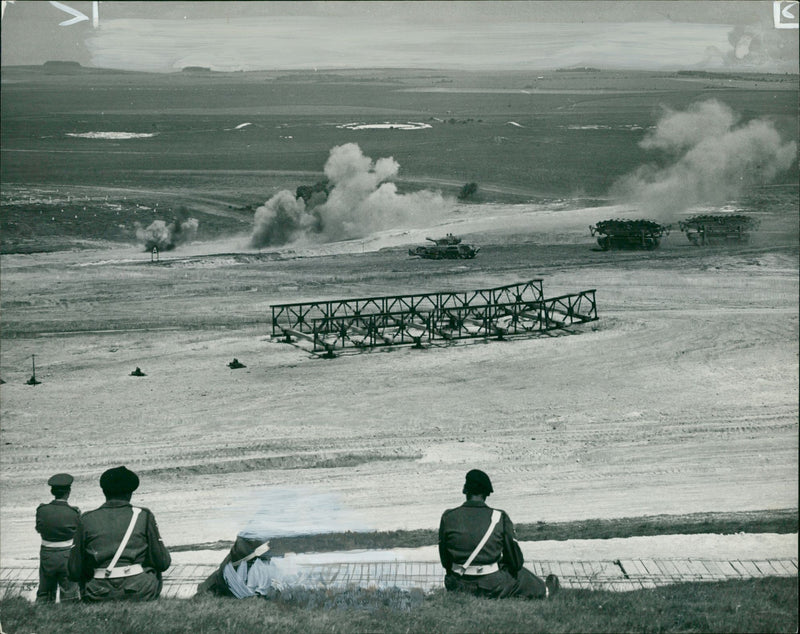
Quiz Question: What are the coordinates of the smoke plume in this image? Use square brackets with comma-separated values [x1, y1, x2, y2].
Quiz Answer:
[250, 143, 452, 247]
[612, 100, 797, 219]
[136, 217, 199, 251]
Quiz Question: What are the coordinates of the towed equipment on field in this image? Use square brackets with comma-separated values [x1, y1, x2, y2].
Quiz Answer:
[678, 214, 759, 246]
[272, 279, 597, 357]
[590, 219, 669, 250]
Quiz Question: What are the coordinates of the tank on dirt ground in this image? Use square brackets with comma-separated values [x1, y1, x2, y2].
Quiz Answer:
[678, 214, 759, 246]
[408, 234, 480, 259]
[589, 219, 669, 251]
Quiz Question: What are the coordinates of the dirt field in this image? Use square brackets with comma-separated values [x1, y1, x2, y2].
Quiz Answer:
[1, 66, 797, 567]
[1, 196, 797, 564]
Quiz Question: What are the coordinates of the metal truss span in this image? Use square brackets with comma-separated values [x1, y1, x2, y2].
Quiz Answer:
[271, 279, 597, 356]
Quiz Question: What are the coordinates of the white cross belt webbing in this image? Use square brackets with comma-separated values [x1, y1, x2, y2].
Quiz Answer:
[102, 507, 142, 579]
[94, 563, 144, 579]
[452, 562, 499, 576]
[451, 509, 501, 576]
[231, 541, 271, 568]
[41, 539, 73, 548]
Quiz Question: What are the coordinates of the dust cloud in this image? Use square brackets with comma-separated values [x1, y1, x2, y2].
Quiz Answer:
[136, 217, 199, 251]
[250, 143, 453, 248]
[611, 100, 797, 220]
[702, 23, 799, 70]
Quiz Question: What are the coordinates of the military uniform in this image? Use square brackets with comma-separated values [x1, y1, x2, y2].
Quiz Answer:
[67, 466, 171, 602]
[197, 535, 271, 597]
[439, 499, 547, 598]
[438, 469, 554, 599]
[35, 474, 81, 602]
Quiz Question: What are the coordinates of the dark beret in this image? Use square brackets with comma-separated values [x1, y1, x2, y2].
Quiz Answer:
[47, 473, 73, 487]
[100, 466, 139, 495]
[465, 469, 493, 495]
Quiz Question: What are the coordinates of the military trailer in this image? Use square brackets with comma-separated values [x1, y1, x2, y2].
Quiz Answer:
[408, 234, 479, 259]
[589, 219, 669, 251]
[678, 214, 759, 246]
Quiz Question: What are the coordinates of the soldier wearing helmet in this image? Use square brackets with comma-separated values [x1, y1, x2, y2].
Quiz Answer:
[438, 469, 559, 599]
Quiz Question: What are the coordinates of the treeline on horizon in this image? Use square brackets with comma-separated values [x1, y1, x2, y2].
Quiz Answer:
[1, 62, 798, 79]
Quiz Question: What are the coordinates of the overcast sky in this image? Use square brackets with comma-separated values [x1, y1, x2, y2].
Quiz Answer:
[1, 1, 797, 72]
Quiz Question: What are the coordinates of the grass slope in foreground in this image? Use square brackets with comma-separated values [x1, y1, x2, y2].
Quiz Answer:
[1, 578, 797, 634]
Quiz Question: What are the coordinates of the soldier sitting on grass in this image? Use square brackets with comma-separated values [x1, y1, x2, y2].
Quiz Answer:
[439, 469, 559, 599]
[68, 466, 171, 601]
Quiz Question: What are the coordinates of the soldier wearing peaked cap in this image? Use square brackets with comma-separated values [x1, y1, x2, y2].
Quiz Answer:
[68, 466, 171, 602]
[438, 469, 559, 599]
[36, 473, 81, 602]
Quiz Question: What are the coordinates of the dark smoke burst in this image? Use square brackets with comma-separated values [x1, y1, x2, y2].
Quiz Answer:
[136, 217, 199, 251]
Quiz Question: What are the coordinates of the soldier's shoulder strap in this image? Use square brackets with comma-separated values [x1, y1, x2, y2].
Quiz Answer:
[102, 507, 142, 577]
[462, 509, 502, 569]
[490, 507, 512, 524]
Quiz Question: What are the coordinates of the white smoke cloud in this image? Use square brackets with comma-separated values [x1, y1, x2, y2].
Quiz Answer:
[638, 100, 739, 154]
[250, 190, 314, 248]
[612, 100, 797, 219]
[136, 217, 199, 251]
[250, 143, 453, 248]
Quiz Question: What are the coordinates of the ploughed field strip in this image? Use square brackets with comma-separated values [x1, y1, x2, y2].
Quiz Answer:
[272, 279, 598, 357]
[2, 558, 796, 599]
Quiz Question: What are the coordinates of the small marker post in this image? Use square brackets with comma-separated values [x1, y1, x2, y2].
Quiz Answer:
[26, 354, 41, 385]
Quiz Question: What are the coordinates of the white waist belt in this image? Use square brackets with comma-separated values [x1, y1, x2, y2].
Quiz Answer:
[451, 562, 499, 576]
[94, 564, 144, 579]
[41, 539, 73, 548]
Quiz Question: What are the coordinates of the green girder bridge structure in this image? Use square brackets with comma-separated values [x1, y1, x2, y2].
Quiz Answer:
[271, 279, 598, 356]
